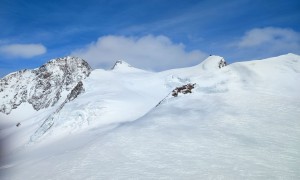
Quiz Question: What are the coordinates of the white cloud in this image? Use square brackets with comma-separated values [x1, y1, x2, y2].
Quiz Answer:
[71, 35, 207, 71]
[0, 43, 47, 58]
[234, 27, 300, 57]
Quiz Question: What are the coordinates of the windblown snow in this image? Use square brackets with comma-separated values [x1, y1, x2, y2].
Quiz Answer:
[0, 53, 300, 179]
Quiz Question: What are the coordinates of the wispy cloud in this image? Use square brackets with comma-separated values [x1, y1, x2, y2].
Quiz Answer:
[237, 27, 300, 47]
[71, 35, 207, 71]
[230, 27, 300, 59]
[0, 43, 47, 58]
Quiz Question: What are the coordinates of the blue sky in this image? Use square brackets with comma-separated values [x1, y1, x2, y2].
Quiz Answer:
[0, 0, 299, 76]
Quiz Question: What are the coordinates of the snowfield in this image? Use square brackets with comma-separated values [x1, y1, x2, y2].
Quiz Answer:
[1, 54, 300, 179]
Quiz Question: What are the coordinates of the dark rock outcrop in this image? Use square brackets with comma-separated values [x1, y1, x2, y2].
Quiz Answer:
[67, 81, 85, 102]
[172, 83, 196, 97]
[218, 58, 227, 69]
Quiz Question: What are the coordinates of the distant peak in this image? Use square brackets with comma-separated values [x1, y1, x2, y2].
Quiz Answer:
[198, 55, 227, 70]
[111, 60, 132, 70]
[279, 53, 300, 58]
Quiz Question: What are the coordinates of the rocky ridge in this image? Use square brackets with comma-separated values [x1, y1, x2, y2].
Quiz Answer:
[0, 56, 92, 114]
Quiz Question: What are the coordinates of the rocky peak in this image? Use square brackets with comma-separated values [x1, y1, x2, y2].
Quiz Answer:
[198, 55, 227, 71]
[0, 56, 92, 114]
[111, 60, 132, 70]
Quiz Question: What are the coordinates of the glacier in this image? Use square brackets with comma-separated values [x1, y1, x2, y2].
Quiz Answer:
[0, 53, 300, 179]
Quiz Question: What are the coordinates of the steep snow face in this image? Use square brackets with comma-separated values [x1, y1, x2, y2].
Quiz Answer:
[0, 56, 92, 115]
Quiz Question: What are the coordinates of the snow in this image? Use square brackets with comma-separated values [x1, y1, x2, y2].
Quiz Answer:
[1, 53, 300, 179]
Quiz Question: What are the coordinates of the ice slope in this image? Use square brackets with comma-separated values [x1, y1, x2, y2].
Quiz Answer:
[37, 67, 169, 142]
[1, 53, 300, 179]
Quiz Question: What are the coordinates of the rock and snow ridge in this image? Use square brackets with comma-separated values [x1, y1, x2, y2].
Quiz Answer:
[0, 56, 92, 115]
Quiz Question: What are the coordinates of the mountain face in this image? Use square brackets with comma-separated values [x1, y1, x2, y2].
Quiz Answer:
[1, 54, 300, 179]
[0, 56, 91, 115]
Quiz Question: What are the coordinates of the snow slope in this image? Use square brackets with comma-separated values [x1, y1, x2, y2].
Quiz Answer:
[1, 53, 300, 179]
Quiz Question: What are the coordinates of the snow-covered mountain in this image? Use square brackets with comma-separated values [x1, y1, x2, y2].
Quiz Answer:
[0, 53, 300, 179]
[0, 56, 91, 115]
